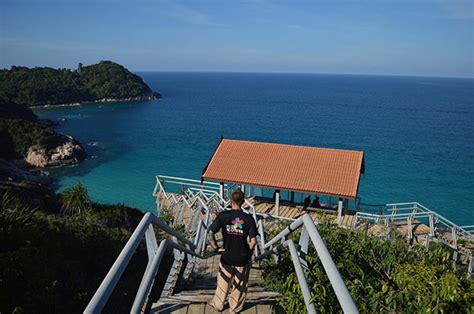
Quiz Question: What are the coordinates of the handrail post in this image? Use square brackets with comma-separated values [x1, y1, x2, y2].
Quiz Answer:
[407, 216, 413, 241]
[145, 224, 158, 260]
[298, 226, 309, 268]
[287, 240, 317, 314]
[429, 214, 435, 237]
[85, 212, 154, 313]
[131, 240, 168, 313]
[452, 227, 458, 262]
[302, 215, 359, 314]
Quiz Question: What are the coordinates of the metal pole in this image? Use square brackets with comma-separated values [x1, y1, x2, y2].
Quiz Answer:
[298, 226, 309, 268]
[85, 212, 154, 313]
[287, 240, 317, 314]
[131, 240, 168, 313]
[153, 216, 197, 249]
[275, 190, 280, 216]
[145, 224, 158, 261]
[263, 216, 304, 249]
[219, 182, 224, 199]
[302, 215, 359, 314]
[337, 198, 343, 226]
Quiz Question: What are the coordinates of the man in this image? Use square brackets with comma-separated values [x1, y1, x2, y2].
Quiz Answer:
[208, 189, 257, 313]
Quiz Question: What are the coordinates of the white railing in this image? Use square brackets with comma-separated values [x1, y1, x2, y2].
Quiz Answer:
[84, 211, 210, 313]
[354, 202, 473, 270]
[356, 202, 473, 238]
[150, 174, 358, 313]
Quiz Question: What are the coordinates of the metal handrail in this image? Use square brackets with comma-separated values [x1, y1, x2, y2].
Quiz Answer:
[154, 175, 358, 313]
[255, 214, 358, 313]
[354, 202, 473, 268]
[357, 202, 473, 237]
[87, 174, 361, 313]
[85, 213, 155, 313]
[85, 205, 210, 313]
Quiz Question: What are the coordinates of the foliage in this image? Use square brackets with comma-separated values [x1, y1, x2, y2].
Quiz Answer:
[0, 188, 161, 313]
[0, 61, 155, 107]
[262, 217, 474, 313]
[79, 61, 154, 100]
[60, 183, 92, 215]
[0, 101, 38, 121]
[0, 118, 64, 158]
[0, 192, 38, 237]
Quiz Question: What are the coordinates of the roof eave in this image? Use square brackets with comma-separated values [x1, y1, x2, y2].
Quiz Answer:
[202, 176, 358, 199]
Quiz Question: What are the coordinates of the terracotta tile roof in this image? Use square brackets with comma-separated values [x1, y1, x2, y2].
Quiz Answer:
[202, 139, 364, 199]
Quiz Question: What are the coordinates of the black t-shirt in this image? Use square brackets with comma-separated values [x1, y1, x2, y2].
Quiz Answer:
[209, 209, 257, 267]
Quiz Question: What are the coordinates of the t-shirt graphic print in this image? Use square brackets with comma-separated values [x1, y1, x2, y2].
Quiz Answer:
[226, 217, 245, 235]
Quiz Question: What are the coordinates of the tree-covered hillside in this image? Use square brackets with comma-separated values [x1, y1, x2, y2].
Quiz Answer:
[0, 101, 86, 166]
[0, 61, 158, 107]
[0, 185, 172, 313]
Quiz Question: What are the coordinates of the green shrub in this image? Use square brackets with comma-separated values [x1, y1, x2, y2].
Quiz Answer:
[0, 188, 158, 313]
[262, 218, 474, 313]
[60, 183, 92, 215]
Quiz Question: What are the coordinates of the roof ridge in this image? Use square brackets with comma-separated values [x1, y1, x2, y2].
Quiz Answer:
[223, 138, 364, 154]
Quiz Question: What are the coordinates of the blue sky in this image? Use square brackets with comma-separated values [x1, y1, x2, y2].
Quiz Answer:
[0, 0, 473, 77]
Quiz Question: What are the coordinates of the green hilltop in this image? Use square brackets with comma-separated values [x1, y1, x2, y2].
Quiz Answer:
[0, 61, 159, 107]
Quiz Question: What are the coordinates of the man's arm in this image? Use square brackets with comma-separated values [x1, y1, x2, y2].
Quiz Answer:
[208, 215, 224, 252]
[249, 236, 257, 252]
[208, 230, 220, 251]
[248, 215, 258, 252]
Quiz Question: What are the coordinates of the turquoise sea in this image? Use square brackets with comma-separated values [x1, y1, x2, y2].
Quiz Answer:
[35, 73, 474, 225]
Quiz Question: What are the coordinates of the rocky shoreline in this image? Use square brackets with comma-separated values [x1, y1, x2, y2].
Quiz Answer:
[25, 136, 86, 168]
[30, 94, 160, 109]
[0, 60, 162, 211]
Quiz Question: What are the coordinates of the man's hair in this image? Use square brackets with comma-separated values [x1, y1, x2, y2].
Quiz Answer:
[231, 189, 245, 207]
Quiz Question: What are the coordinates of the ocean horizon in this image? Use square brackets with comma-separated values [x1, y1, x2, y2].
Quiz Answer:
[34, 72, 474, 225]
[135, 70, 474, 80]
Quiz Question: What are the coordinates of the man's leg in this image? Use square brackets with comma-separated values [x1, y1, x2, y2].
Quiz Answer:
[228, 262, 251, 312]
[209, 261, 234, 311]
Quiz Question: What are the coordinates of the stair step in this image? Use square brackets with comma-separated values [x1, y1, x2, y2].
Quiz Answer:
[151, 301, 277, 313]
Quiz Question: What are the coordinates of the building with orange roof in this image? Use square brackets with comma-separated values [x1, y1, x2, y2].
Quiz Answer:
[201, 138, 365, 223]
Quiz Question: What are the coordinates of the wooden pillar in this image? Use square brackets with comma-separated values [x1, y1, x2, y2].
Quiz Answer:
[290, 191, 295, 203]
[240, 184, 245, 194]
[337, 198, 343, 226]
[219, 182, 224, 199]
[275, 190, 280, 216]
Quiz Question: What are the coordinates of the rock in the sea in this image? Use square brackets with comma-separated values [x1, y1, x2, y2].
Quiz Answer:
[26, 145, 49, 167]
[25, 140, 86, 168]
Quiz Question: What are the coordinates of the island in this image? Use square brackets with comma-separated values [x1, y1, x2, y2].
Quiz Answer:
[0, 60, 160, 107]
[0, 61, 160, 206]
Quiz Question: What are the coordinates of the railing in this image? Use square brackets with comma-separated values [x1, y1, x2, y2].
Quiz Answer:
[84, 211, 209, 313]
[88, 174, 474, 312]
[354, 202, 473, 271]
[255, 214, 359, 313]
[355, 202, 474, 238]
[154, 176, 264, 252]
[86, 175, 359, 313]
[153, 175, 358, 313]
